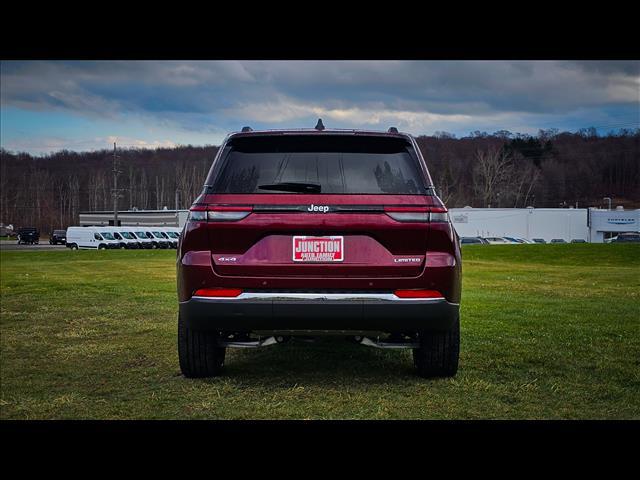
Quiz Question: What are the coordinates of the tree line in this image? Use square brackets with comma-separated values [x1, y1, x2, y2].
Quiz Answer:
[0, 128, 638, 232]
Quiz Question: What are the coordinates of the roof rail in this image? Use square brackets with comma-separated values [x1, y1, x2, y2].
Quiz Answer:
[241, 126, 253, 132]
[315, 118, 325, 131]
[388, 127, 398, 133]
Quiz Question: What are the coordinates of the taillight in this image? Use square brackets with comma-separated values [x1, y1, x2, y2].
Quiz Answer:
[384, 206, 448, 223]
[394, 289, 443, 299]
[188, 206, 208, 222]
[429, 208, 449, 223]
[188, 205, 252, 223]
[194, 288, 243, 297]
[208, 206, 252, 221]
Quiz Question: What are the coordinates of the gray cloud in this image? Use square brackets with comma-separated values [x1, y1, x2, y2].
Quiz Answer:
[1, 60, 639, 135]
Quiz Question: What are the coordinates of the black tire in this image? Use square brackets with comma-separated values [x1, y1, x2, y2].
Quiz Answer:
[70, 243, 78, 250]
[178, 313, 226, 378]
[98, 244, 107, 250]
[413, 315, 460, 378]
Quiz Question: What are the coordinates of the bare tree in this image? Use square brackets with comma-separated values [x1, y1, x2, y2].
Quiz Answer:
[473, 147, 513, 207]
[139, 170, 149, 209]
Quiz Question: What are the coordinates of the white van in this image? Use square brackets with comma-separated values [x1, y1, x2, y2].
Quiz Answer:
[133, 229, 171, 249]
[66, 227, 120, 250]
[130, 229, 158, 249]
[158, 227, 180, 248]
[163, 226, 183, 238]
[101, 227, 143, 249]
[129, 230, 155, 249]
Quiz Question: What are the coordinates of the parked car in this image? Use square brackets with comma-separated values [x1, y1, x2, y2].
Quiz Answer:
[612, 232, 640, 243]
[0, 225, 17, 238]
[49, 229, 67, 245]
[460, 236, 487, 245]
[532, 238, 546, 244]
[17, 227, 39, 245]
[484, 237, 512, 244]
[503, 236, 529, 244]
[177, 123, 462, 378]
[550, 238, 567, 244]
[570, 239, 587, 243]
[66, 226, 120, 250]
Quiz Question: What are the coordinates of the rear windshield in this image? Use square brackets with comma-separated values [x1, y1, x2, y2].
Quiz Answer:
[207, 135, 428, 194]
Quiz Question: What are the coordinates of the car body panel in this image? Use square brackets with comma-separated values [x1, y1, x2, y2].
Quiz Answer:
[177, 128, 461, 334]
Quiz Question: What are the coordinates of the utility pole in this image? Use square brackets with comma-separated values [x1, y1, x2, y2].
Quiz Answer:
[175, 189, 181, 226]
[112, 142, 124, 226]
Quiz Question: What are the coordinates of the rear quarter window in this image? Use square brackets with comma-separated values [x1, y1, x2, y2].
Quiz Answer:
[207, 135, 429, 194]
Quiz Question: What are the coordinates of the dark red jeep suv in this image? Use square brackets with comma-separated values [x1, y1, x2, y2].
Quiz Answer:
[177, 122, 461, 378]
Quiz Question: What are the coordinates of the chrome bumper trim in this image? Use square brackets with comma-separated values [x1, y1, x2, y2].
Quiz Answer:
[191, 292, 448, 303]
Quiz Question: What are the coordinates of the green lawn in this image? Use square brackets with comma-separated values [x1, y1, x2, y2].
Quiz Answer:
[1, 244, 639, 419]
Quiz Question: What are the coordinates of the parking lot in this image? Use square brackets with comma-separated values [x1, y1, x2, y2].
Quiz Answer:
[0, 241, 66, 251]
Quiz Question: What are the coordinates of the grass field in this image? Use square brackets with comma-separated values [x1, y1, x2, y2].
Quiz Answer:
[1, 244, 639, 419]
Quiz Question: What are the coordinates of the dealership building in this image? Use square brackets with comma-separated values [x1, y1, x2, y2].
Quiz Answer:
[79, 207, 639, 243]
[79, 209, 189, 228]
[449, 207, 639, 242]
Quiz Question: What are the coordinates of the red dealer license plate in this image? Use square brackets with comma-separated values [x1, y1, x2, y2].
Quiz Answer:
[292, 236, 344, 262]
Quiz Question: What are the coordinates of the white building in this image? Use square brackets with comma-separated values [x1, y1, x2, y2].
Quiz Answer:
[79, 209, 189, 228]
[450, 207, 639, 243]
[587, 208, 640, 243]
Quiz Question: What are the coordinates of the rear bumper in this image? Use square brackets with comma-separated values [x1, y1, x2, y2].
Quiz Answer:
[180, 292, 459, 333]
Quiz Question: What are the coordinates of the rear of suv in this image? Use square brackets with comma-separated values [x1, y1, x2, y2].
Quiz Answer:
[49, 229, 67, 245]
[177, 122, 461, 378]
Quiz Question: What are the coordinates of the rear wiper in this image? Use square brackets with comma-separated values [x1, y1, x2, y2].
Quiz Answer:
[258, 182, 321, 193]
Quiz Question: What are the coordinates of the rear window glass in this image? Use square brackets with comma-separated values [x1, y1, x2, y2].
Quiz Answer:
[207, 135, 427, 194]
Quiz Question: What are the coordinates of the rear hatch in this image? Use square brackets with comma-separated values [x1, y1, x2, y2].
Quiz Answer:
[195, 133, 444, 279]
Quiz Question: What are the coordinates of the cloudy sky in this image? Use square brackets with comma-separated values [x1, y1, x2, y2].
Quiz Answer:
[1, 60, 639, 154]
